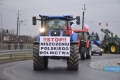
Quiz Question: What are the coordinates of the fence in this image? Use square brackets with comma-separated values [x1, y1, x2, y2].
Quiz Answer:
[0, 44, 33, 50]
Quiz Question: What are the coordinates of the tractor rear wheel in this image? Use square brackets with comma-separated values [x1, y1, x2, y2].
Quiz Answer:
[86, 48, 91, 59]
[33, 44, 48, 70]
[80, 47, 87, 60]
[67, 44, 79, 70]
[109, 44, 117, 53]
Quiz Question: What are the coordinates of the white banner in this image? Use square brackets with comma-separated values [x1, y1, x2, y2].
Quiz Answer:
[39, 36, 70, 56]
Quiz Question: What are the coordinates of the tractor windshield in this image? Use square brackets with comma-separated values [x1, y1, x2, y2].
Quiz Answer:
[88, 36, 99, 41]
[77, 32, 88, 41]
[47, 19, 67, 30]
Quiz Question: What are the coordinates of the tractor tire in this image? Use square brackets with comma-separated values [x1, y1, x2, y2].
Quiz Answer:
[101, 47, 107, 53]
[33, 44, 48, 70]
[109, 44, 117, 53]
[86, 48, 91, 59]
[67, 44, 79, 70]
[80, 47, 87, 60]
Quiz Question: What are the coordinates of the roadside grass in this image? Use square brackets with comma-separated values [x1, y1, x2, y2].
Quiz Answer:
[0, 53, 33, 62]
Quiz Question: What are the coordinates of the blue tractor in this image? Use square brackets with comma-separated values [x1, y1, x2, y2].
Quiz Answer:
[88, 33, 101, 47]
[32, 15, 80, 70]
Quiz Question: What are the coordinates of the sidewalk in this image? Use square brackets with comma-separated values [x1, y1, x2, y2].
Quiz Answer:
[89, 59, 120, 70]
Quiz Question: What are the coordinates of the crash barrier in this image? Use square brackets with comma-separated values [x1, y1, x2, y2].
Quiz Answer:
[0, 49, 33, 55]
[0, 49, 33, 59]
[0, 44, 33, 50]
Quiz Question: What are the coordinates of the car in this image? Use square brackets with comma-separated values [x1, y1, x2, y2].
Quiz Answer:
[91, 44, 102, 56]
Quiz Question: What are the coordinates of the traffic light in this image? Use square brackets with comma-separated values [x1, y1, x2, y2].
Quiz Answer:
[32, 16, 37, 25]
[76, 16, 80, 25]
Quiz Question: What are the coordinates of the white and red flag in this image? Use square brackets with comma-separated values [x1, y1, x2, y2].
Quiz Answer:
[84, 24, 89, 31]
[106, 22, 108, 26]
[99, 22, 101, 26]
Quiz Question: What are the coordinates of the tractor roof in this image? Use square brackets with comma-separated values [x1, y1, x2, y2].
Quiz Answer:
[39, 15, 75, 20]
[88, 34, 98, 36]
[73, 30, 88, 33]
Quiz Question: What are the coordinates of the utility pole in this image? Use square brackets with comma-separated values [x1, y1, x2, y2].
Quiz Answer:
[0, 14, 2, 44]
[16, 10, 21, 42]
[82, 4, 86, 30]
[0, 3, 3, 44]
[16, 10, 21, 41]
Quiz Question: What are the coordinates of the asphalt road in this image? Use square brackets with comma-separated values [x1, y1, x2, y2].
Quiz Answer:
[0, 54, 120, 80]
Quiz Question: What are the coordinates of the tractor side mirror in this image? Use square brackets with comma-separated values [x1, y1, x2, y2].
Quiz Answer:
[70, 22, 74, 26]
[76, 16, 80, 25]
[32, 16, 37, 25]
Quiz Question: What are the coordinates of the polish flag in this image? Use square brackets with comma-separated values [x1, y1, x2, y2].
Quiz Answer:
[84, 24, 89, 31]
[106, 22, 108, 26]
[99, 22, 101, 26]
[70, 23, 76, 29]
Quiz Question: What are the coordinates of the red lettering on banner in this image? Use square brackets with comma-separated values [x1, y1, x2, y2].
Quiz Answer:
[47, 38, 50, 42]
[43, 38, 67, 42]
[59, 38, 62, 42]
[51, 38, 54, 42]
[43, 38, 46, 42]
[55, 38, 58, 42]
[64, 38, 66, 42]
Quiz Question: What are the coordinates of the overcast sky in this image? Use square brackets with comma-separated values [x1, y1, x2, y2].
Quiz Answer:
[0, 0, 120, 37]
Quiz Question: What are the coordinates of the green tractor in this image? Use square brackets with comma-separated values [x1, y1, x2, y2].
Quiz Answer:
[32, 15, 81, 70]
[100, 29, 120, 53]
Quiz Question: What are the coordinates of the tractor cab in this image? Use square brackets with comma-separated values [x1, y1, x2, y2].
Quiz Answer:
[33, 15, 80, 36]
[73, 27, 89, 42]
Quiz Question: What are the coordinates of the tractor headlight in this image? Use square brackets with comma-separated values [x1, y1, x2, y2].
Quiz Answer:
[40, 27, 45, 33]
[101, 49, 102, 51]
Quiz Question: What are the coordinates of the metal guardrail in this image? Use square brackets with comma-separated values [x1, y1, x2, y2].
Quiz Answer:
[0, 49, 33, 60]
[0, 44, 33, 50]
[0, 49, 33, 55]
[0, 44, 33, 59]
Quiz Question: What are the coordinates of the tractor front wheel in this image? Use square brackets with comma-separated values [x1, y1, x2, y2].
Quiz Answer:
[67, 44, 79, 70]
[101, 46, 107, 53]
[33, 44, 48, 71]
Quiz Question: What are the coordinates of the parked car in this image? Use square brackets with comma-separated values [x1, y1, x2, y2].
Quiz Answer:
[91, 44, 102, 56]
